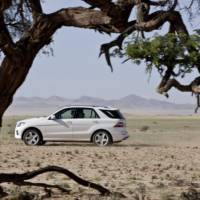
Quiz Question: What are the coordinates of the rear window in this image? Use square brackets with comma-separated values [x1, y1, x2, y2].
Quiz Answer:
[100, 109, 124, 119]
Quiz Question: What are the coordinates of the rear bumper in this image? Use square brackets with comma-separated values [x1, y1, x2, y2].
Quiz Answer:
[110, 129, 129, 142]
[122, 135, 129, 140]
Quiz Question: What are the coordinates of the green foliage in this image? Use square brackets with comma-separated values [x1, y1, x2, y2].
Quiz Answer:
[125, 31, 200, 78]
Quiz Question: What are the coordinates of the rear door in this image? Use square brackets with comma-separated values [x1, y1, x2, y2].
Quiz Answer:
[72, 108, 100, 141]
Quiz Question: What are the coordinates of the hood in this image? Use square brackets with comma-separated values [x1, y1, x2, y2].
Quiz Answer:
[17, 117, 47, 124]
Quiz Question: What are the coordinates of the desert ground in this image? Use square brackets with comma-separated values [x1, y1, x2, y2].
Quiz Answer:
[0, 115, 200, 199]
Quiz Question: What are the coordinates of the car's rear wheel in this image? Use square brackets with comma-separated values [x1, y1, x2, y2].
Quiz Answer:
[23, 129, 42, 146]
[92, 131, 112, 146]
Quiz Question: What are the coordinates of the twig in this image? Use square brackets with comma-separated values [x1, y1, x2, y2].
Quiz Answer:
[195, 94, 200, 113]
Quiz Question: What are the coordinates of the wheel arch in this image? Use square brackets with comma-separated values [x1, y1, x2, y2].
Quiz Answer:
[22, 127, 43, 141]
[90, 129, 113, 143]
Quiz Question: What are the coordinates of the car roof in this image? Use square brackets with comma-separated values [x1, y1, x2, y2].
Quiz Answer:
[60, 105, 118, 110]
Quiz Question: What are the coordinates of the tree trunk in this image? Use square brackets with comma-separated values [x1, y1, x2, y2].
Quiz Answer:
[0, 14, 60, 126]
[0, 54, 36, 126]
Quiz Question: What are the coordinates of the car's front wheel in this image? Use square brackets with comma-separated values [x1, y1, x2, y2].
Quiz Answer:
[23, 129, 42, 146]
[92, 131, 112, 146]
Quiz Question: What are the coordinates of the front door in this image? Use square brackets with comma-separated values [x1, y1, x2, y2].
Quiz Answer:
[44, 108, 76, 140]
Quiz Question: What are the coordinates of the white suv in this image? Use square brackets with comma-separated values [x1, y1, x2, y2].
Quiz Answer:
[15, 106, 129, 146]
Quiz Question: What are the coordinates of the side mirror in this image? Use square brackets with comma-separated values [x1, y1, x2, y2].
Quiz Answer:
[49, 114, 56, 120]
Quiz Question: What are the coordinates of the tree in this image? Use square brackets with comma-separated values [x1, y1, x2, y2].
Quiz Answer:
[0, 0, 199, 126]
[1, 1, 200, 197]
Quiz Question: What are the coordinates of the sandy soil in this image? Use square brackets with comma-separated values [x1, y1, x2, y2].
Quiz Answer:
[0, 142, 200, 199]
[1, 116, 200, 199]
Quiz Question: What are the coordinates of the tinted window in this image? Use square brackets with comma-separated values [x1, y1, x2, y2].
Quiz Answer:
[76, 108, 99, 119]
[55, 108, 76, 119]
[100, 109, 124, 119]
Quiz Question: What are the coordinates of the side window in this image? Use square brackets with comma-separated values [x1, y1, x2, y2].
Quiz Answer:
[76, 108, 99, 119]
[90, 109, 99, 118]
[55, 108, 76, 119]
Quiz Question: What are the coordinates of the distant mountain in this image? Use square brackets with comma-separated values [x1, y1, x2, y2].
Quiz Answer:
[6, 94, 195, 116]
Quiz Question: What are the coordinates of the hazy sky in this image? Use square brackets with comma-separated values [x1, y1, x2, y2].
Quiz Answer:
[15, 1, 199, 104]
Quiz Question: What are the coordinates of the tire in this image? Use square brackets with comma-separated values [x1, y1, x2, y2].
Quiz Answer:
[92, 130, 112, 146]
[23, 129, 42, 146]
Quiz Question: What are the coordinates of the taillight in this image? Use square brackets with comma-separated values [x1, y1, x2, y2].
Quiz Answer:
[114, 121, 124, 128]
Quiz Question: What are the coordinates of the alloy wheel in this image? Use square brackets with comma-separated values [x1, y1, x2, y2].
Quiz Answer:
[93, 131, 110, 146]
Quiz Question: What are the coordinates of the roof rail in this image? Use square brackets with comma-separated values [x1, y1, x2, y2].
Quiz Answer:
[58, 105, 114, 109]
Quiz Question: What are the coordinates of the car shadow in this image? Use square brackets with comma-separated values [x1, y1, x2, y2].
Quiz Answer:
[44, 142, 163, 148]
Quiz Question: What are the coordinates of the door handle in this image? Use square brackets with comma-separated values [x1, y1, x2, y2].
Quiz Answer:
[93, 121, 99, 124]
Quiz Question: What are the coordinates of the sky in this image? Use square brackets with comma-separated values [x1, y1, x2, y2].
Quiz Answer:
[15, 0, 199, 104]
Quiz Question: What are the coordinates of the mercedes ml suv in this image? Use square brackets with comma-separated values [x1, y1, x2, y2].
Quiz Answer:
[15, 106, 129, 146]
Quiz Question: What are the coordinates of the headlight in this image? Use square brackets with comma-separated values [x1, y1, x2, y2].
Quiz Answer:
[17, 122, 26, 127]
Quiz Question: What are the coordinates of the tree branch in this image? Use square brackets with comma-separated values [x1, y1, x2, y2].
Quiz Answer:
[99, 10, 188, 71]
[53, 7, 116, 32]
[157, 76, 200, 96]
[134, 10, 188, 33]
[148, 0, 169, 6]
[82, 1, 135, 31]
[156, 76, 200, 113]
[0, 165, 112, 196]
[0, 13, 15, 57]
[82, 0, 116, 11]
[187, 0, 195, 9]
[148, 0, 177, 8]
[15, 181, 70, 193]
[82, 0, 136, 10]
[28, 0, 43, 21]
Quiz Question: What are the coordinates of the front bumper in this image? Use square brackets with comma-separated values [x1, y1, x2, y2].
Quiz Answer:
[15, 127, 24, 139]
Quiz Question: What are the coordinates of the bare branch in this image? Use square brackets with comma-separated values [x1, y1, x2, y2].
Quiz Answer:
[82, 0, 134, 29]
[157, 76, 200, 95]
[187, 0, 195, 9]
[82, 0, 115, 11]
[169, 0, 178, 11]
[53, 7, 116, 32]
[134, 10, 188, 33]
[0, 165, 112, 196]
[83, 0, 136, 9]
[156, 65, 200, 112]
[148, 0, 169, 6]
[15, 181, 70, 193]
[195, 94, 200, 113]
[28, 0, 43, 21]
